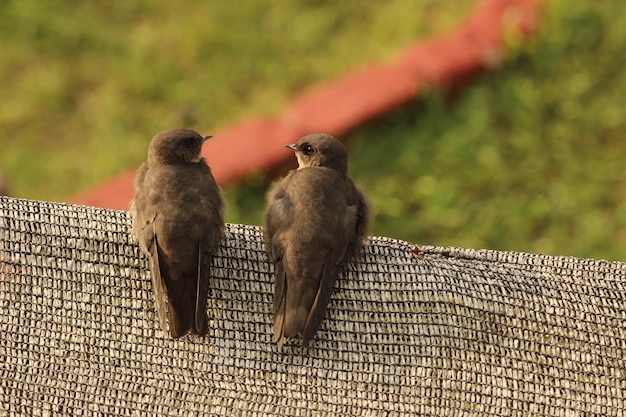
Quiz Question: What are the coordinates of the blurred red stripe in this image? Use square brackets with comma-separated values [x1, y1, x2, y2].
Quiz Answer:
[70, 0, 542, 209]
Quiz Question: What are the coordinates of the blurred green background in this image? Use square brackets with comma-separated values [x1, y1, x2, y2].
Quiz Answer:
[1, 1, 625, 260]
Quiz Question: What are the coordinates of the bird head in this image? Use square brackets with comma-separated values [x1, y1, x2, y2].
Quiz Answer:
[285, 133, 348, 174]
[147, 128, 211, 165]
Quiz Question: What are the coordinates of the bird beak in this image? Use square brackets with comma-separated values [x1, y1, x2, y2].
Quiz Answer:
[284, 144, 298, 152]
[201, 135, 213, 143]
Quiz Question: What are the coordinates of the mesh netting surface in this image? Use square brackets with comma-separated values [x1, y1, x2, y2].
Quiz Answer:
[1, 196, 625, 416]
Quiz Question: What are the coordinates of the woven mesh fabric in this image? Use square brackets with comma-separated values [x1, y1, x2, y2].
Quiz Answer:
[1, 196, 625, 416]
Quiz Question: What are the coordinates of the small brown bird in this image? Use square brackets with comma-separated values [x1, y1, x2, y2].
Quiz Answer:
[264, 133, 369, 349]
[130, 128, 224, 338]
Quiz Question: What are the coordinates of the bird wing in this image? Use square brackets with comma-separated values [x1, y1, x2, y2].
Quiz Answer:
[301, 251, 339, 347]
[131, 164, 169, 336]
[193, 162, 225, 336]
[273, 261, 287, 349]
[134, 209, 169, 337]
[264, 178, 294, 348]
[354, 188, 369, 248]
[339, 185, 369, 266]
[264, 181, 291, 262]
[195, 238, 211, 335]
[301, 175, 361, 347]
[149, 234, 170, 336]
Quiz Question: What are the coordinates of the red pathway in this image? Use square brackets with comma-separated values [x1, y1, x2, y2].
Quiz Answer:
[71, 0, 541, 210]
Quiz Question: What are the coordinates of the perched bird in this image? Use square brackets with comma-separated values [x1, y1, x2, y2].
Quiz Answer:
[130, 128, 224, 338]
[264, 133, 369, 349]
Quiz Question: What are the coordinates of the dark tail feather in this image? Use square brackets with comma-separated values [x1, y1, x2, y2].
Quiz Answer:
[169, 309, 189, 339]
[273, 261, 287, 349]
[302, 253, 338, 347]
[194, 241, 210, 336]
[150, 236, 170, 336]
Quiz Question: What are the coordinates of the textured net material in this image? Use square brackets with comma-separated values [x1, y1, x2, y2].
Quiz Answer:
[1, 196, 625, 416]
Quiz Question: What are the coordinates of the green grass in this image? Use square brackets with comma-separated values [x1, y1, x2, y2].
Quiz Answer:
[2, 1, 625, 260]
[0, 0, 470, 201]
[225, 1, 626, 261]
[355, 0, 626, 260]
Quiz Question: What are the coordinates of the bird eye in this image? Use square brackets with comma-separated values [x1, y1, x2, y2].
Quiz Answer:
[302, 144, 315, 155]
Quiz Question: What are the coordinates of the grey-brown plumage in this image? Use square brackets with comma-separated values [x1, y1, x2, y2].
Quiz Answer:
[130, 128, 224, 338]
[264, 133, 369, 349]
